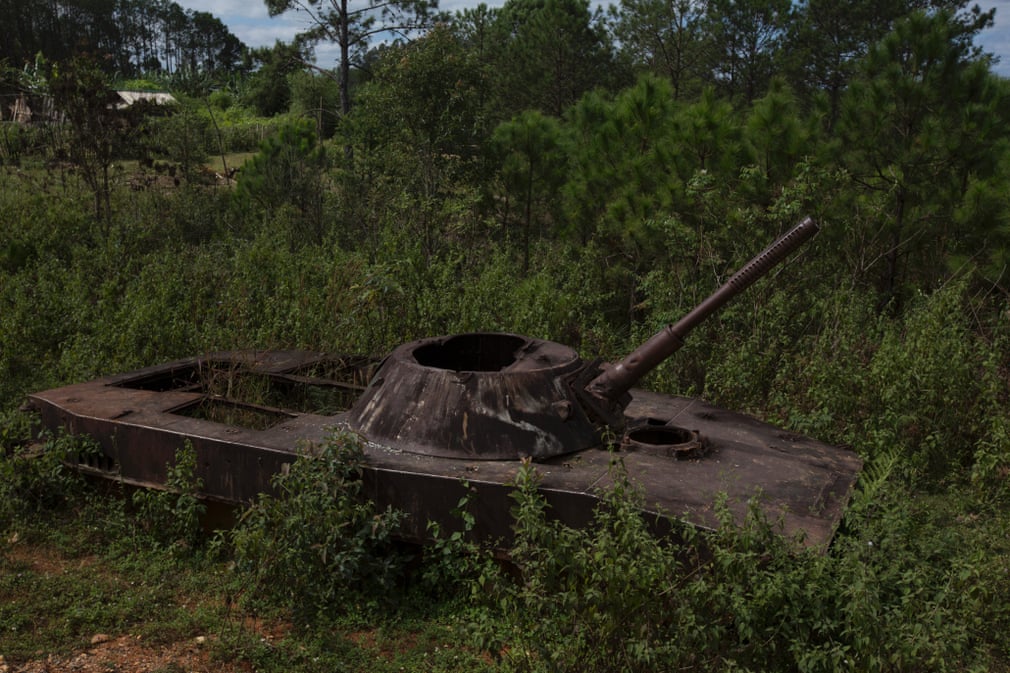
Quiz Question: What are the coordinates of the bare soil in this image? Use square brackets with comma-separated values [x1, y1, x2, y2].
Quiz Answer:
[4, 633, 248, 673]
[0, 543, 277, 673]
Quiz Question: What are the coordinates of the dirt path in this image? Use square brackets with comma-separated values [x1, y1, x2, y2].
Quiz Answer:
[4, 633, 250, 673]
[1, 543, 269, 673]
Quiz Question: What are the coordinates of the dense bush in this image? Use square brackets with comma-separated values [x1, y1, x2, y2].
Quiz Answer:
[0, 427, 94, 533]
[234, 119, 328, 244]
[132, 441, 207, 551]
[227, 431, 405, 621]
[0, 123, 51, 165]
[469, 460, 1010, 672]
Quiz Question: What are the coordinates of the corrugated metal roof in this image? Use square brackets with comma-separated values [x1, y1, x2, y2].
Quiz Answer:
[115, 90, 177, 107]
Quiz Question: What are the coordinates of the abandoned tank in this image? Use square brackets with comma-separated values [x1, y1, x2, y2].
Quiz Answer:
[28, 217, 862, 548]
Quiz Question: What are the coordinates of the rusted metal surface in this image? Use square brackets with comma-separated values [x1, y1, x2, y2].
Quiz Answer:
[29, 351, 372, 503]
[346, 333, 598, 460]
[27, 216, 861, 549]
[346, 217, 822, 465]
[621, 422, 706, 459]
[29, 348, 861, 549]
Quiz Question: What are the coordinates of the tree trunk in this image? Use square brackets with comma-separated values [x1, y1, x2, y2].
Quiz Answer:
[339, 0, 351, 117]
[883, 187, 906, 312]
[339, 0, 353, 162]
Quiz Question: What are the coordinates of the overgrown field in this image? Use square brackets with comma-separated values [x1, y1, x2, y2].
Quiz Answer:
[4, 11, 1010, 665]
[1, 147, 1009, 671]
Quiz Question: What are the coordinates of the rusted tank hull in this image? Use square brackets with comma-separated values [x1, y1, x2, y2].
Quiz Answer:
[28, 350, 861, 548]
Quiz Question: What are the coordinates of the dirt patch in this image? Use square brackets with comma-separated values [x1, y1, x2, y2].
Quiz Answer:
[4, 634, 250, 673]
[346, 628, 440, 663]
[0, 540, 281, 673]
[4, 538, 98, 576]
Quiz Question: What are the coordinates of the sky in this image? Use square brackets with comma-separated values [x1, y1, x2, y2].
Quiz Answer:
[170, 0, 496, 67]
[172, 0, 1010, 77]
[978, 0, 1010, 75]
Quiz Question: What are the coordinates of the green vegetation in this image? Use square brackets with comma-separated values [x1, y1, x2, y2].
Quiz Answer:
[229, 432, 405, 621]
[0, 1, 243, 79]
[2, 429, 1008, 671]
[2, 0, 1010, 670]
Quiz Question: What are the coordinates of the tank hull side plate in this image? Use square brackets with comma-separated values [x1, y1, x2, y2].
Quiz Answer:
[28, 352, 861, 549]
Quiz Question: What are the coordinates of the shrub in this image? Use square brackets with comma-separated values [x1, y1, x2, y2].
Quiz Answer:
[217, 119, 271, 152]
[0, 427, 94, 534]
[474, 459, 1007, 672]
[234, 119, 328, 245]
[0, 123, 37, 165]
[485, 459, 685, 672]
[227, 431, 404, 621]
[132, 441, 206, 551]
[208, 89, 234, 111]
[148, 107, 210, 180]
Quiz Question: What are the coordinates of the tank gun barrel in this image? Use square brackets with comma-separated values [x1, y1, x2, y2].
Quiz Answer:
[586, 216, 819, 403]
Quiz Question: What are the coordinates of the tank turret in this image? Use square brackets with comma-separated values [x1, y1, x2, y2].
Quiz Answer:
[345, 333, 598, 460]
[346, 217, 819, 459]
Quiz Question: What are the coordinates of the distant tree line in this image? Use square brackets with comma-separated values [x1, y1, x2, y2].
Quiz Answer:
[3, 0, 1007, 310]
[0, 0, 245, 79]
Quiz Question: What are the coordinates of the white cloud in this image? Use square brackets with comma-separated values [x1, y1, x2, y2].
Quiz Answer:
[172, 0, 317, 51]
[976, 0, 1010, 75]
[438, 0, 505, 13]
[178, 0, 272, 20]
[233, 22, 300, 47]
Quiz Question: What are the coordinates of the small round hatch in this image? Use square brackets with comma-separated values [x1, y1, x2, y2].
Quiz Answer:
[622, 424, 706, 459]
